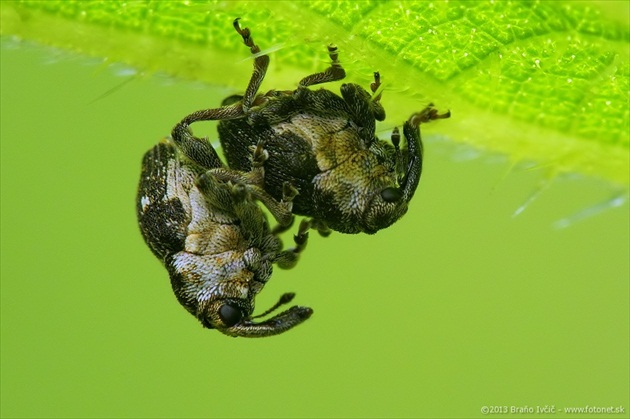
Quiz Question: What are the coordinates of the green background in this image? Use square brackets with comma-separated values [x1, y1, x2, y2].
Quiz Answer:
[1, 20, 629, 419]
[1, 0, 629, 185]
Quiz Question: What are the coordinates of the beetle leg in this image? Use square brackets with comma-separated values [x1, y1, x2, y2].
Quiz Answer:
[338, 72, 386, 141]
[206, 172, 295, 227]
[391, 126, 405, 184]
[248, 184, 295, 227]
[400, 105, 451, 202]
[369, 71, 386, 121]
[246, 140, 269, 187]
[230, 183, 269, 240]
[370, 71, 383, 102]
[196, 171, 244, 214]
[202, 139, 267, 188]
[270, 216, 295, 236]
[196, 173, 269, 243]
[212, 140, 296, 226]
[196, 172, 268, 241]
[300, 218, 332, 237]
[169, 18, 269, 167]
[340, 83, 379, 139]
[250, 140, 269, 168]
[275, 219, 310, 269]
[409, 103, 451, 126]
[208, 174, 297, 228]
[233, 18, 270, 112]
[169, 122, 224, 170]
[199, 178, 274, 245]
[298, 44, 346, 88]
[170, 103, 244, 170]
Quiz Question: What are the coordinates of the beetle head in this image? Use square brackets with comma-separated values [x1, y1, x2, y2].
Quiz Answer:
[362, 107, 451, 234]
[315, 123, 421, 235]
[361, 129, 420, 234]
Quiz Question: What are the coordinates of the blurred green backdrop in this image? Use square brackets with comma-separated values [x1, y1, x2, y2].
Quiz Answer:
[1, 34, 628, 419]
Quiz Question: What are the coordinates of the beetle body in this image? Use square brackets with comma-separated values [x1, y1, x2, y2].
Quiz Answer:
[219, 86, 419, 235]
[137, 139, 310, 337]
[172, 18, 450, 235]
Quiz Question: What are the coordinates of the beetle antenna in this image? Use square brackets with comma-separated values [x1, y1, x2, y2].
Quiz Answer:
[391, 127, 405, 184]
[251, 293, 296, 318]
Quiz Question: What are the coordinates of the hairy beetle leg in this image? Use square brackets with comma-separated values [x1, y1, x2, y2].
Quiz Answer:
[282, 181, 299, 203]
[233, 18, 269, 111]
[293, 219, 310, 249]
[250, 141, 269, 168]
[207, 141, 295, 226]
[298, 44, 346, 88]
[170, 18, 271, 165]
[206, 176, 294, 227]
[370, 71, 384, 101]
[246, 140, 268, 187]
[398, 104, 450, 203]
[298, 218, 332, 237]
[410, 104, 452, 126]
[369, 71, 386, 121]
[170, 124, 226, 170]
[233, 17, 259, 54]
[171, 102, 247, 170]
[391, 126, 401, 149]
[196, 171, 240, 213]
[370, 71, 382, 94]
[340, 77, 386, 131]
[275, 219, 310, 269]
[271, 216, 295, 236]
[390, 127, 405, 185]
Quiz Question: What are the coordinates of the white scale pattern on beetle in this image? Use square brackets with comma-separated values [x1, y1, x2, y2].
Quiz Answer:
[140, 196, 150, 212]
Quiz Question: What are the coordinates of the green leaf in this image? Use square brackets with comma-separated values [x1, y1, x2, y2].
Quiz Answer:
[2, 0, 628, 185]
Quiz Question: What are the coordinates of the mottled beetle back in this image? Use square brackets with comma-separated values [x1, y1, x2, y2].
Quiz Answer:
[215, 20, 450, 234]
[137, 142, 198, 260]
[137, 138, 312, 337]
[137, 17, 449, 337]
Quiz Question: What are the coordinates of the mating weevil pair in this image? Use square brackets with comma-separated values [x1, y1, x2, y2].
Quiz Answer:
[137, 18, 450, 337]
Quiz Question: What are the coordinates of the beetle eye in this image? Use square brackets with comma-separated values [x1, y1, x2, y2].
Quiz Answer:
[381, 187, 403, 202]
[218, 304, 243, 327]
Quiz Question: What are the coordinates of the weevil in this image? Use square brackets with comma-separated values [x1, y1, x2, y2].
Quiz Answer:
[137, 137, 311, 337]
[174, 18, 450, 235]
